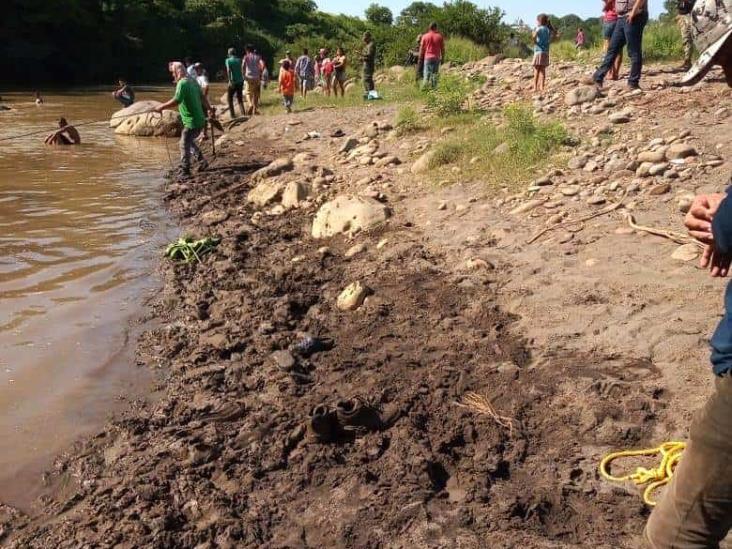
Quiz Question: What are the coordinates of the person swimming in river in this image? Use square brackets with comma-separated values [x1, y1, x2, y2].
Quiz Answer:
[34, 91, 43, 105]
[112, 78, 135, 107]
[44, 117, 81, 145]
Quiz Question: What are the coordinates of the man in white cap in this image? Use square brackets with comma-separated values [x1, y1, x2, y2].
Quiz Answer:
[645, 1, 732, 545]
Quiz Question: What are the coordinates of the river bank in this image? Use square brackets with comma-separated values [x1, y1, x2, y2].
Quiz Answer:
[4, 59, 732, 546]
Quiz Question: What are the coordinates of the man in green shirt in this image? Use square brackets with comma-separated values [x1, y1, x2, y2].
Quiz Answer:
[225, 47, 245, 118]
[361, 32, 376, 94]
[156, 61, 213, 176]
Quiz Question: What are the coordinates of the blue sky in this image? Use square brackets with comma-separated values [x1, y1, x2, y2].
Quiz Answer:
[315, 0, 666, 24]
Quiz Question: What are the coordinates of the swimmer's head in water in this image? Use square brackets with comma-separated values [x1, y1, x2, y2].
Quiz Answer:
[58, 117, 68, 128]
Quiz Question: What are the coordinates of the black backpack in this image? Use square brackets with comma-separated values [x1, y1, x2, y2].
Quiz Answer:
[677, 0, 696, 15]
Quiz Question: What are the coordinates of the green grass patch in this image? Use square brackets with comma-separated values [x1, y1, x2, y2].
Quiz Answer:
[394, 105, 426, 136]
[425, 73, 476, 117]
[643, 21, 685, 62]
[427, 104, 568, 189]
[446, 36, 491, 65]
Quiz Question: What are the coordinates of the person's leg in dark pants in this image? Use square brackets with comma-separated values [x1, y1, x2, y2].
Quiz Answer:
[179, 128, 203, 174]
[594, 17, 628, 86]
[236, 83, 245, 116]
[625, 12, 648, 88]
[227, 84, 236, 118]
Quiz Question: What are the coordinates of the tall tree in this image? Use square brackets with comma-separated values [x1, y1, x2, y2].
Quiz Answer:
[365, 3, 394, 26]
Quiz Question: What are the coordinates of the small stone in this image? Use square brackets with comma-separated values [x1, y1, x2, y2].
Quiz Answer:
[376, 238, 388, 249]
[535, 175, 553, 186]
[438, 201, 448, 210]
[493, 142, 510, 155]
[337, 281, 369, 311]
[587, 195, 607, 205]
[510, 199, 544, 215]
[561, 186, 580, 196]
[671, 244, 700, 262]
[345, 243, 367, 258]
[677, 193, 695, 213]
[637, 150, 667, 163]
[271, 350, 296, 370]
[665, 143, 698, 160]
[568, 155, 588, 170]
[609, 112, 631, 124]
[585, 258, 599, 267]
[201, 209, 229, 226]
[615, 227, 635, 235]
[649, 163, 669, 176]
[648, 182, 671, 195]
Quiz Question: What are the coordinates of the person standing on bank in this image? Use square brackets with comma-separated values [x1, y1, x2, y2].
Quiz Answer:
[243, 45, 265, 115]
[155, 62, 213, 177]
[677, 0, 695, 72]
[225, 47, 245, 118]
[420, 22, 445, 89]
[644, 1, 732, 545]
[592, 0, 648, 90]
[361, 32, 376, 94]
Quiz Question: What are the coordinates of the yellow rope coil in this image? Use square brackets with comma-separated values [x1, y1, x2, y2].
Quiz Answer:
[599, 442, 686, 506]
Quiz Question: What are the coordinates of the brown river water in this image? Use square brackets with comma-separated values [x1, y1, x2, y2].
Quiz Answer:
[0, 88, 184, 508]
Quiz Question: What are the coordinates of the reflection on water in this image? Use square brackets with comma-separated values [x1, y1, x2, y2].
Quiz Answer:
[0, 88, 181, 509]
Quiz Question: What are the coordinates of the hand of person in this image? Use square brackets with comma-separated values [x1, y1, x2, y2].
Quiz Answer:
[628, 11, 636, 23]
[701, 244, 732, 277]
[685, 194, 726, 243]
[154, 105, 164, 114]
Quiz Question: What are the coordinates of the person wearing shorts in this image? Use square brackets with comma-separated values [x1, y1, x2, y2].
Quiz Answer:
[243, 44, 264, 115]
[532, 14, 555, 93]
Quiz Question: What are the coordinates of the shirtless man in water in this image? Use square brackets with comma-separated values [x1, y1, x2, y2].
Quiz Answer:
[45, 117, 81, 145]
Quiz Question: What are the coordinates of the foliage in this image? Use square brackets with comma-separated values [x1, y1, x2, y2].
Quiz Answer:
[425, 73, 474, 116]
[445, 36, 490, 65]
[365, 3, 394, 26]
[643, 21, 684, 62]
[395, 105, 426, 135]
[427, 105, 567, 188]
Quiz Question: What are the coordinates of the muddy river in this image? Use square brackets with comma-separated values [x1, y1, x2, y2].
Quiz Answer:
[0, 89, 181, 508]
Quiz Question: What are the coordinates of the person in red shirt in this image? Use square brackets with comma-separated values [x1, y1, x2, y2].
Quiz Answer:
[419, 22, 445, 89]
[278, 60, 296, 113]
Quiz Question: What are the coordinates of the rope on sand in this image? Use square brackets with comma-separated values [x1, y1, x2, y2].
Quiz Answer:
[526, 191, 627, 244]
[599, 442, 686, 506]
[625, 213, 704, 247]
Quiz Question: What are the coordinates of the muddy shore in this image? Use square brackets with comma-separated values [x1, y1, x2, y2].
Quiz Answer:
[5, 58, 731, 547]
[4, 123, 661, 549]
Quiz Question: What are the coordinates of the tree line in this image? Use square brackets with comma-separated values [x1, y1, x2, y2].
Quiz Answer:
[1, 0, 620, 86]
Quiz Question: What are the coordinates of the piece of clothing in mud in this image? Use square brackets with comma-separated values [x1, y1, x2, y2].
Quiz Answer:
[644, 376, 732, 546]
[226, 55, 244, 84]
[709, 188, 732, 376]
[420, 30, 445, 61]
[114, 84, 135, 107]
[174, 77, 206, 130]
[534, 25, 551, 53]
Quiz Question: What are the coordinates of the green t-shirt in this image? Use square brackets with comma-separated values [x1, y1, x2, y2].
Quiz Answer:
[174, 77, 206, 130]
[226, 56, 244, 84]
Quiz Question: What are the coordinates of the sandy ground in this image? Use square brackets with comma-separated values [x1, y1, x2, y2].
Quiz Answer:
[3, 59, 732, 547]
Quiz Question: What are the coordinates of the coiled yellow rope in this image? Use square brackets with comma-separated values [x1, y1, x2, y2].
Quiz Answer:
[599, 442, 686, 506]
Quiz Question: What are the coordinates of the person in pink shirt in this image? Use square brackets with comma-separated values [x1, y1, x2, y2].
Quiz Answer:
[419, 22, 445, 89]
[602, 0, 623, 80]
[575, 27, 586, 49]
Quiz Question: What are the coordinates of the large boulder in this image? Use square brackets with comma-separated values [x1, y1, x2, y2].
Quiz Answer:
[248, 181, 284, 207]
[113, 101, 182, 137]
[110, 100, 161, 128]
[411, 150, 437, 174]
[565, 86, 598, 106]
[312, 195, 391, 238]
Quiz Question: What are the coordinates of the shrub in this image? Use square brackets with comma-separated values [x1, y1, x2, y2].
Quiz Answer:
[395, 106, 426, 135]
[425, 74, 473, 116]
[643, 21, 684, 62]
[430, 141, 464, 168]
[446, 36, 490, 65]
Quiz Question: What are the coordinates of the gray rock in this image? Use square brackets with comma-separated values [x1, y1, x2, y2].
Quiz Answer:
[665, 143, 698, 160]
[565, 86, 599, 106]
[252, 157, 293, 181]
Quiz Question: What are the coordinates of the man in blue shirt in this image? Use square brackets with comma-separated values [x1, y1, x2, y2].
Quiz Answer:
[644, 1, 732, 545]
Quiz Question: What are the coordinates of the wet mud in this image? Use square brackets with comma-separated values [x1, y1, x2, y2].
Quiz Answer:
[4, 146, 665, 548]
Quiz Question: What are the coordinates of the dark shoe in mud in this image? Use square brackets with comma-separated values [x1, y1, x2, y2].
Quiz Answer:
[336, 397, 383, 433]
[308, 404, 341, 443]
